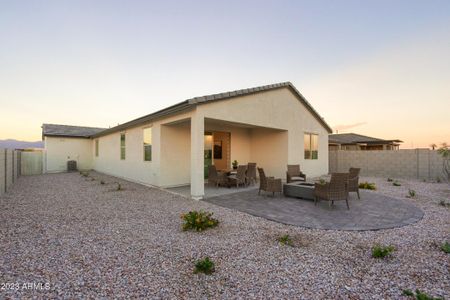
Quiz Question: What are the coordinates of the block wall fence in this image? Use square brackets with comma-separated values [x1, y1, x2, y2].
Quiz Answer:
[329, 149, 447, 180]
[0, 149, 21, 197]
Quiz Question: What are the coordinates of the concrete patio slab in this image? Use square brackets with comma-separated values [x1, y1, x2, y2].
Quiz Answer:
[166, 184, 258, 199]
[203, 189, 424, 231]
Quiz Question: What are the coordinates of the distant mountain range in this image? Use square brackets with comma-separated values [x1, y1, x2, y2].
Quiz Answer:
[0, 139, 44, 149]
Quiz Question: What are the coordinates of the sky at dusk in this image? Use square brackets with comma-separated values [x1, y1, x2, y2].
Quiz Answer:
[0, 0, 449, 148]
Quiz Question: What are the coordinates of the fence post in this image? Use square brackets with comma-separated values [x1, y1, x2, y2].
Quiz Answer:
[4, 150, 7, 193]
[12, 150, 14, 184]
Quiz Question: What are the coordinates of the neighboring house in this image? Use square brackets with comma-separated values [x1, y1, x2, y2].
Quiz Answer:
[329, 133, 402, 151]
[42, 82, 332, 199]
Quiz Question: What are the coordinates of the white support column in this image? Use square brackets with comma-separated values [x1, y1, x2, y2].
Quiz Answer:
[190, 112, 204, 200]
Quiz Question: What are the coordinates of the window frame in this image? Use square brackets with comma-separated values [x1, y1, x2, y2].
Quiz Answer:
[304, 133, 319, 160]
[120, 132, 126, 160]
[143, 127, 152, 162]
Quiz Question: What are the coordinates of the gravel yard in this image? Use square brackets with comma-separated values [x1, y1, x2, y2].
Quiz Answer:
[0, 172, 449, 299]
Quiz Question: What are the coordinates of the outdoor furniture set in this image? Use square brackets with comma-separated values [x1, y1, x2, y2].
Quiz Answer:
[210, 162, 361, 210]
[208, 163, 257, 188]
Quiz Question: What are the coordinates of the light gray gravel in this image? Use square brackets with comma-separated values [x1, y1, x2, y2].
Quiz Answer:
[0, 172, 449, 299]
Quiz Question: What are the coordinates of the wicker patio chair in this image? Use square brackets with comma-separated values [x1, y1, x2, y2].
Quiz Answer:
[228, 165, 247, 188]
[314, 173, 350, 210]
[257, 167, 282, 196]
[208, 165, 227, 187]
[246, 163, 257, 185]
[348, 167, 361, 199]
[286, 164, 306, 183]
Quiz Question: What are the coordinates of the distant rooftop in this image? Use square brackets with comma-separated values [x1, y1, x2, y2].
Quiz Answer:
[42, 124, 106, 139]
[329, 133, 403, 145]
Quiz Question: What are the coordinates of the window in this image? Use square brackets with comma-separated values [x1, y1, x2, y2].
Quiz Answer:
[95, 139, 99, 157]
[120, 133, 126, 160]
[304, 133, 318, 159]
[143, 127, 152, 161]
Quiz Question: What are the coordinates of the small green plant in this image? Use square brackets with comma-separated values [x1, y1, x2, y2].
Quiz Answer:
[317, 178, 327, 185]
[100, 180, 105, 185]
[277, 234, 294, 246]
[371, 244, 395, 258]
[403, 289, 414, 297]
[194, 257, 215, 275]
[387, 178, 393, 182]
[359, 182, 376, 190]
[232, 160, 238, 169]
[441, 241, 450, 254]
[181, 210, 219, 231]
[116, 183, 123, 191]
[402, 289, 443, 300]
[407, 189, 416, 198]
[438, 200, 450, 207]
[393, 181, 401, 186]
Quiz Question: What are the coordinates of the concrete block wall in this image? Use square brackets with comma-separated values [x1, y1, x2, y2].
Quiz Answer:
[329, 149, 446, 180]
[0, 149, 22, 196]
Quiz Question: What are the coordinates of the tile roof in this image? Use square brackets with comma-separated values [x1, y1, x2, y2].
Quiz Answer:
[92, 81, 332, 138]
[329, 133, 402, 145]
[42, 124, 106, 138]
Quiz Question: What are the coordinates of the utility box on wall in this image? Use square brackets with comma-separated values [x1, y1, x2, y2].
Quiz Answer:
[67, 160, 77, 172]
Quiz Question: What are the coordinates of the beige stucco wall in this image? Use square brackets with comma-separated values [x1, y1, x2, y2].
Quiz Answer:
[45, 136, 93, 173]
[92, 123, 158, 186]
[198, 87, 329, 178]
[159, 123, 191, 187]
[92, 111, 194, 187]
[249, 128, 288, 179]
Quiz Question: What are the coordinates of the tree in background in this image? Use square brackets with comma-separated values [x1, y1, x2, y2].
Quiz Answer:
[437, 143, 449, 182]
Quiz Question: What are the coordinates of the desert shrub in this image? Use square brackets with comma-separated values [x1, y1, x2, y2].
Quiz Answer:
[387, 178, 393, 182]
[402, 289, 443, 300]
[277, 234, 294, 246]
[407, 189, 416, 198]
[371, 244, 395, 258]
[100, 180, 105, 185]
[81, 171, 89, 177]
[438, 200, 450, 207]
[181, 210, 219, 231]
[194, 257, 215, 275]
[437, 143, 449, 182]
[441, 241, 450, 254]
[90, 178, 95, 181]
[393, 181, 401, 186]
[403, 289, 414, 296]
[359, 182, 376, 190]
[116, 183, 123, 191]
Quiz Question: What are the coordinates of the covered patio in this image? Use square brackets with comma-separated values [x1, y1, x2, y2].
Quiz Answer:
[160, 115, 288, 199]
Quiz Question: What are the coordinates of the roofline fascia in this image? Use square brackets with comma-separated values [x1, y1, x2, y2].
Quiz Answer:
[90, 100, 191, 138]
[43, 134, 92, 139]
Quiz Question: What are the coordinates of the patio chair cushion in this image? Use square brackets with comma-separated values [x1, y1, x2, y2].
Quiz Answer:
[290, 176, 306, 181]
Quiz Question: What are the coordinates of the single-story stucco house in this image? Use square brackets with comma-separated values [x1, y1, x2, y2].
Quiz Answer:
[329, 133, 403, 151]
[42, 82, 332, 199]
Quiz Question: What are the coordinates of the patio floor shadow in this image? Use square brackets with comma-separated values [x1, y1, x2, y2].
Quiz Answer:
[203, 190, 424, 231]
